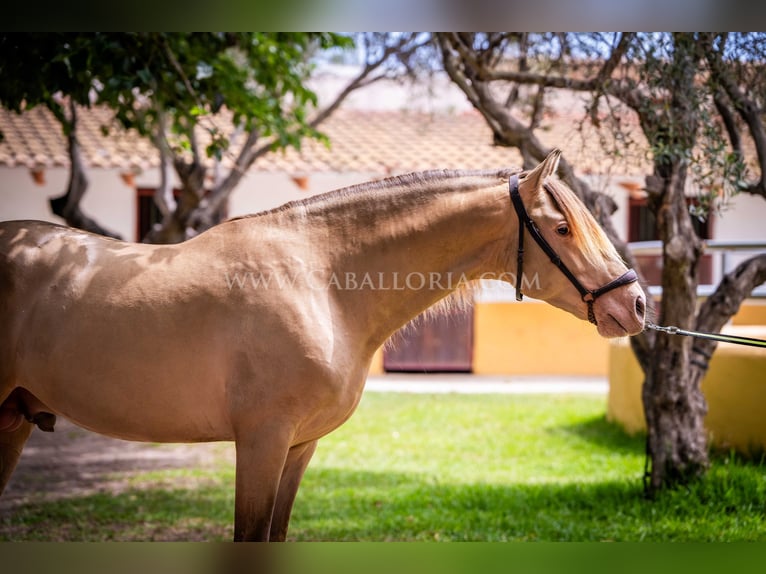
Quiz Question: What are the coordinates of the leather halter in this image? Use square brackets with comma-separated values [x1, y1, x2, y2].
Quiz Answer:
[509, 175, 638, 325]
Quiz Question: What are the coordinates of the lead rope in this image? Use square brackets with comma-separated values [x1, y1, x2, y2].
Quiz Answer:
[644, 321, 766, 349]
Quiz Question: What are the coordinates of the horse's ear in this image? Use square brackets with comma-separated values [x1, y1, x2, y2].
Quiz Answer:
[521, 149, 562, 192]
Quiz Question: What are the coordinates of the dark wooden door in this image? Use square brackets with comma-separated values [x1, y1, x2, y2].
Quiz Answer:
[383, 305, 474, 372]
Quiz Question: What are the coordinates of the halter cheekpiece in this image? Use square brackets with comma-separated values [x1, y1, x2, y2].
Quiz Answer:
[509, 175, 638, 326]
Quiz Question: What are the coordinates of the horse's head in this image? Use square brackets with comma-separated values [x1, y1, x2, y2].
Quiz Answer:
[510, 149, 646, 338]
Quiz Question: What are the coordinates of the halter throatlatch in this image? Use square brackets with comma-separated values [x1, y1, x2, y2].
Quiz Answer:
[509, 175, 638, 326]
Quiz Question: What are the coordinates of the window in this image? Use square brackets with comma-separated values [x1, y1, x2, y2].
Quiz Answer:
[628, 198, 711, 242]
[136, 188, 180, 242]
[628, 197, 713, 284]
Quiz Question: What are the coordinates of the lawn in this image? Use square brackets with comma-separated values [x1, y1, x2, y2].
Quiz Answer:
[2, 392, 766, 541]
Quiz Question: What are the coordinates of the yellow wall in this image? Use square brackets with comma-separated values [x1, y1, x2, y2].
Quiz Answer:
[606, 339, 648, 435]
[472, 300, 609, 375]
[369, 347, 385, 375]
[732, 299, 766, 326]
[372, 299, 765, 378]
[608, 326, 766, 454]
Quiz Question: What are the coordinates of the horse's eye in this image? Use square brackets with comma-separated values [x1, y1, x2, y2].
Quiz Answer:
[556, 224, 570, 236]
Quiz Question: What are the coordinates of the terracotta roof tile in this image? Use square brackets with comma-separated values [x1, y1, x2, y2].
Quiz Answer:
[0, 104, 651, 176]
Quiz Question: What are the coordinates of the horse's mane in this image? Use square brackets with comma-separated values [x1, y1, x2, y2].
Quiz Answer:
[385, 280, 476, 352]
[543, 177, 623, 268]
[228, 168, 519, 221]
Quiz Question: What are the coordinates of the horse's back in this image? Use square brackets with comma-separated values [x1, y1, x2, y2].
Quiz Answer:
[0, 221, 73, 418]
[0, 219, 120, 331]
[0, 221, 68, 358]
[0, 220, 113, 388]
[0, 220, 117, 284]
[0, 220, 230, 439]
[0, 218, 341, 442]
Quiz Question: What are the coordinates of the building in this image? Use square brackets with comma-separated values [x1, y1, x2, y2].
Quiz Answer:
[2, 77, 765, 376]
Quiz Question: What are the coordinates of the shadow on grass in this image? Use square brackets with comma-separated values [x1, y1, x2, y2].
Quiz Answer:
[0, 483, 235, 541]
[554, 414, 645, 455]
[3, 462, 765, 542]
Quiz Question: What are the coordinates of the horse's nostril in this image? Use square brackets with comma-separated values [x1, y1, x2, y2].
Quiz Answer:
[635, 296, 645, 318]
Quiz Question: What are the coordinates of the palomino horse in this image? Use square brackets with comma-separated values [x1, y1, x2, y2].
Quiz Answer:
[0, 150, 645, 541]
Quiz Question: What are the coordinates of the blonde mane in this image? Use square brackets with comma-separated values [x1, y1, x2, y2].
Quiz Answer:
[543, 178, 623, 268]
[385, 281, 477, 350]
[229, 168, 519, 222]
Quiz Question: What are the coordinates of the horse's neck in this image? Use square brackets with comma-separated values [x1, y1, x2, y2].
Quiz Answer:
[292, 172, 515, 349]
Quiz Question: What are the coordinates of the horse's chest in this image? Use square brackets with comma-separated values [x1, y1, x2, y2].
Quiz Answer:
[231, 366, 367, 445]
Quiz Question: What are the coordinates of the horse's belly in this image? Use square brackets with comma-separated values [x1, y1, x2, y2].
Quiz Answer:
[22, 370, 234, 443]
[55, 396, 233, 443]
[15, 311, 236, 442]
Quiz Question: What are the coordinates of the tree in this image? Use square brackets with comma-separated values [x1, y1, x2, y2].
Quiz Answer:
[0, 33, 429, 243]
[434, 32, 766, 493]
[0, 33, 124, 237]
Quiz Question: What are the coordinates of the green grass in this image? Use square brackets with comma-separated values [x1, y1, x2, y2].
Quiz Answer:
[2, 393, 766, 541]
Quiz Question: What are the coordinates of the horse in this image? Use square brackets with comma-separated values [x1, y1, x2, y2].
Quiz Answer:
[0, 149, 645, 541]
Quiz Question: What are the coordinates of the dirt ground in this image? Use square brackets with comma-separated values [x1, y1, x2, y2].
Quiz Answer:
[0, 418, 235, 514]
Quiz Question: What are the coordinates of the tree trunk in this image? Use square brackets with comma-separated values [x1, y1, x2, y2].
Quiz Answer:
[143, 157, 211, 244]
[640, 164, 709, 492]
[49, 102, 121, 239]
[640, 35, 712, 494]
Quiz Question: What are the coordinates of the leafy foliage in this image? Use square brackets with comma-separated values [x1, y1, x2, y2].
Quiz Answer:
[0, 33, 358, 241]
[0, 33, 352, 157]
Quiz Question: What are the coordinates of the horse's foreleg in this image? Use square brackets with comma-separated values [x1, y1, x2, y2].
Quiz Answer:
[233, 427, 293, 542]
[0, 421, 33, 495]
[269, 439, 318, 542]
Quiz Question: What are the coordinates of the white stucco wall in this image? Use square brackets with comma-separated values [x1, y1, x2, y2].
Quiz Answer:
[708, 191, 766, 278]
[1, 167, 70, 223]
[0, 166, 136, 241]
[0, 165, 389, 242]
[226, 171, 382, 217]
[3, 164, 765, 251]
[580, 173, 638, 243]
[713, 192, 766, 241]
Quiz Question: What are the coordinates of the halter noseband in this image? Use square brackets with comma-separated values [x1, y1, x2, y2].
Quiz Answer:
[509, 175, 638, 325]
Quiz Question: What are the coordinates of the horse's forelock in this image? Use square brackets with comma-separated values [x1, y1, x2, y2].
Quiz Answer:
[544, 178, 623, 268]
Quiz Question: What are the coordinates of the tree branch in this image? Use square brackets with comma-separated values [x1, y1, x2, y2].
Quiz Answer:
[528, 85, 545, 131]
[702, 36, 766, 199]
[159, 34, 198, 101]
[479, 68, 597, 91]
[712, 89, 743, 159]
[597, 32, 634, 83]
[693, 253, 766, 364]
[201, 35, 418, 221]
[151, 109, 177, 218]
